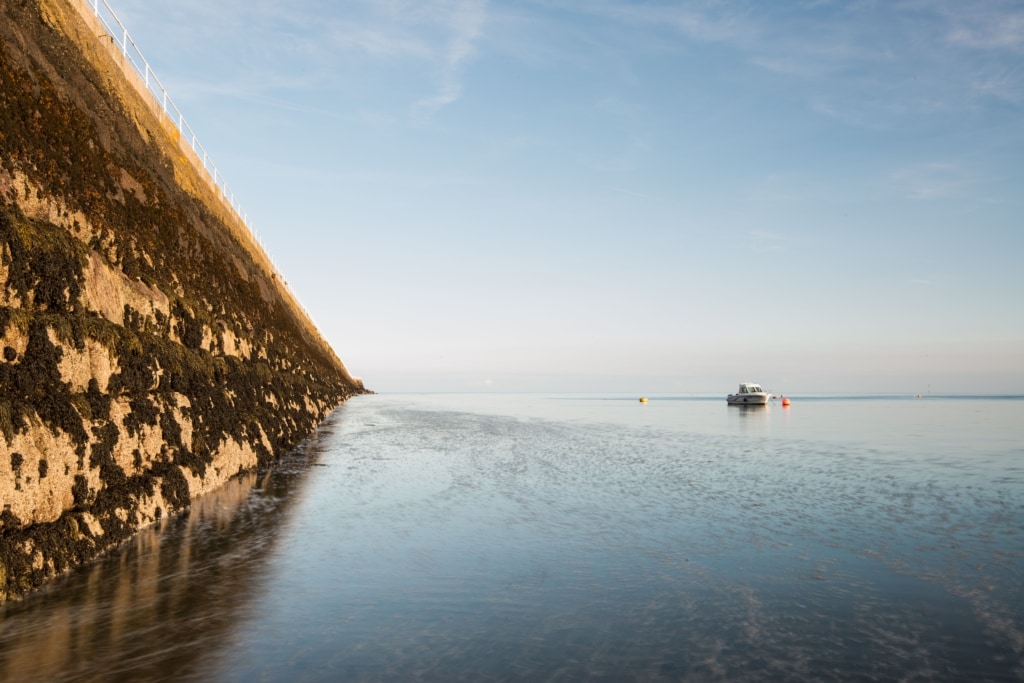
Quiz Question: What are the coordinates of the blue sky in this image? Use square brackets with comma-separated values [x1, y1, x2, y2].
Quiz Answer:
[107, 0, 1023, 394]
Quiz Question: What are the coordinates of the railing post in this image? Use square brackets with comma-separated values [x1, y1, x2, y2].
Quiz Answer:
[80, 0, 308, 310]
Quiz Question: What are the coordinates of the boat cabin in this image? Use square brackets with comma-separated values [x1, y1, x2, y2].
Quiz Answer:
[737, 383, 765, 394]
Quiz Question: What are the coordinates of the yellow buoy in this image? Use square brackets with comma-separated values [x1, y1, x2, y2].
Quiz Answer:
[639, 397, 648, 403]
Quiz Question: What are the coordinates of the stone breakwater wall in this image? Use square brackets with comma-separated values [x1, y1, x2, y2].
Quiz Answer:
[0, 0, 365, 601]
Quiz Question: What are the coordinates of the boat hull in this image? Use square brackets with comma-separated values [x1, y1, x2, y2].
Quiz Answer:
[726, 393, 770, 405]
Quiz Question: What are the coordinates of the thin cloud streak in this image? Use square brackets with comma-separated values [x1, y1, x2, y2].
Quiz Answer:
[890, 163, 973, 201]
[942, 3, 1024, 52]
[328, 24, 433, 59]
[413, 0, 487, 116]
[116, 0, 489, 118]
[118, 0, 1024, 129]
[544, 0, 758, 45]
[564, 2, 1024, 129]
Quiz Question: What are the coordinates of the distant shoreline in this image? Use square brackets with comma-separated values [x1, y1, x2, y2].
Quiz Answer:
[376, 392, 1024, 401]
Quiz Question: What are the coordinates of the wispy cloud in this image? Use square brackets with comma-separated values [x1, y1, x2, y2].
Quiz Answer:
[328, 23, 433, 60]
[890, 162, 972, 200]
[749, 56, 830, 79]
[564, 1, 1024, 130]
[744, 230, 788, 253]
[115, 0, 1024, 133]
[115, 0, 488, 118]
[603, 185, 661, 201]
[748, 175, 801, 203]
[413, 0, 488, 116]
[809, 96, 904, 131]
[943, 4, 1024, 52]
[562, 0, 757, 45]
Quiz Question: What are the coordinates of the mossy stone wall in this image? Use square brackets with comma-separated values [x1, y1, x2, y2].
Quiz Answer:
[0, 0, 364, 601]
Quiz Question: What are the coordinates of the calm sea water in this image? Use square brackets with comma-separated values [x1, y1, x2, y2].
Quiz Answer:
[1, 393, 1022, 682]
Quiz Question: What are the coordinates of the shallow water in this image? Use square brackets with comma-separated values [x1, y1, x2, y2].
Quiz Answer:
[2, 394, 1022, 681]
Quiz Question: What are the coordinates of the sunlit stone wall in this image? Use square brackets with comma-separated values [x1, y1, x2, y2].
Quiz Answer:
[0, 0, 365, 601]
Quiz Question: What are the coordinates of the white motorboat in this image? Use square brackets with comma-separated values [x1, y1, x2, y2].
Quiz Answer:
[727, 383, 771, 405]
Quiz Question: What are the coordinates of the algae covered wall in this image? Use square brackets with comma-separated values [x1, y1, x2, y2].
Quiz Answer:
[0, 0, 365, 601]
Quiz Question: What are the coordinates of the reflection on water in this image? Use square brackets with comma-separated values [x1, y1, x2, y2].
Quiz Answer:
[0, 428, 331, 683]
[1, 396, 1022, 682]
[726, 403, 772, 429]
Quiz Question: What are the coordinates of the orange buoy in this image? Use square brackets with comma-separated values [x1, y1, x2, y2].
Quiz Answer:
[781, 397, 791, 407]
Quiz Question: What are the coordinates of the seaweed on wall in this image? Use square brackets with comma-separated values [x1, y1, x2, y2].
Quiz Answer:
[0, 0, 363, 602]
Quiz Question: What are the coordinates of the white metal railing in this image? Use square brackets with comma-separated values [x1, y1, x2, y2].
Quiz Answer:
[77, 0, 328, 345]
[82, 0, 255, 240]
